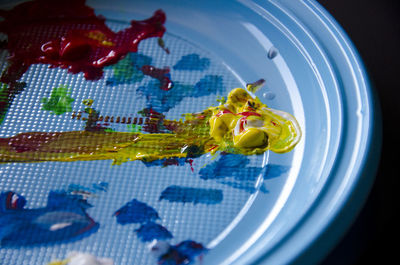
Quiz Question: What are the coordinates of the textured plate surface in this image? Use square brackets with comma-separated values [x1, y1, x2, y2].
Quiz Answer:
[0, 0, 379, 265]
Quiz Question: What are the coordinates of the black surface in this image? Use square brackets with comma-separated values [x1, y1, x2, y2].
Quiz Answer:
[316, 0, 399, 264]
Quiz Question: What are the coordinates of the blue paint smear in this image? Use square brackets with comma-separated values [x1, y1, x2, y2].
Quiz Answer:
[199, 153, 290, 193]
[198, 154, 262, 193]
[137, 74, 224, 113]
[173, 53, 210, 71]
[0, 190, 99, 247]
[259, 164, 290, 193]
[194, 75, 224, 94]
[158, 240, 207, 265]
[113, 199, 159, 225]
[114, 199, 173, 243]
[160, 185, 223, 205]
[199, 154, 250, 180]
[263, 164, 289, 180]
[135, 222, 173, 242]
[106, 53, 152, 86]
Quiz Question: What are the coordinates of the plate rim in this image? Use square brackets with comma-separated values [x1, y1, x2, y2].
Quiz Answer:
[244, 0, 382, 264]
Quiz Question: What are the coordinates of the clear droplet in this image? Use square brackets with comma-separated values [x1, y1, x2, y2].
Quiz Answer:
[267, 46, 279, 59]
[263, 92, 276, 100]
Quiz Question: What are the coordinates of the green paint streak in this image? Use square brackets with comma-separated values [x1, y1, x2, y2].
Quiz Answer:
[216, 96, 226, 104]
[127, 124, 142, 133]
[107, 53, 152, 85]
[0, 83, 9, 124]
[41, 86, 74, 115]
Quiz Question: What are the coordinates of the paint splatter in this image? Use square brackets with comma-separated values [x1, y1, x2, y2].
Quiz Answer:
[157, 240, 207, 265]
[137, 81, 192, 113]
[127, 124, 142, 133]
[0, 190, 99, 246]
[193, 75, 224, 95]
[159, 186, 223, 205]
[199, 154, 254, 179]
[113, 198, 173, 243]
[0, 0, 166, 122]
[135, 222, 173, 242]
[199, 153, 263, 193]
[106, 53, 152, 86]
[113, 199, 159, 225]
[141, 65, 174, 91]
[264, 164, 289, 180]
[137, 74, 224, 113]
[259, 164, 289, 193]
[173, 54, 210, 71]
[41, 86, 75, 115]
[199, 153, 290, 193]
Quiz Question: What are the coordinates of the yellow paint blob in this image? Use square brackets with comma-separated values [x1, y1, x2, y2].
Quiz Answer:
[208, 88, 301, 154]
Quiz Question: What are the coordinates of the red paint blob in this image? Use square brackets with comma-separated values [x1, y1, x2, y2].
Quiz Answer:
[141, 65, 174, 91]
[0, 0, 166, 83]
[0, 0, 166, 116]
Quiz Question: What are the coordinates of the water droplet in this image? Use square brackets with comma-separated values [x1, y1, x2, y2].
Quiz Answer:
[263, 92, 276, 100]
[267, 47, 279, 59]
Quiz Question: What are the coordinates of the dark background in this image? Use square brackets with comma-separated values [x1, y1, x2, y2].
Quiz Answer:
[316, 0, 399, 264]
